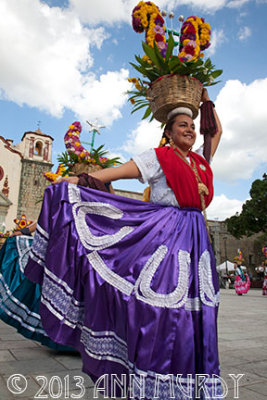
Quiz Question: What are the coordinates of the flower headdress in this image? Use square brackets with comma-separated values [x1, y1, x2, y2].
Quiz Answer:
[57, 122, 121, 177]
[128, 1, 222, 122]
[234, 249, 245, 264]
[14, 214, 33, 230]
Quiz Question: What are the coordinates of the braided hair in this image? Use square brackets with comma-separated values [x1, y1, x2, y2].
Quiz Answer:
[158, 115, 179, 148]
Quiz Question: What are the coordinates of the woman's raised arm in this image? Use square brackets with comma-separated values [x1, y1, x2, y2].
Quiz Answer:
[201, 88, 222, 157]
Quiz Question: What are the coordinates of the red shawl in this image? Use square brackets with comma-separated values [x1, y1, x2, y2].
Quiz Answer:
[155, 147, 214, 209]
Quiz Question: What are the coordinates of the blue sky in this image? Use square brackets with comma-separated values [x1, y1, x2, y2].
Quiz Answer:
[0, 0, 266, 220]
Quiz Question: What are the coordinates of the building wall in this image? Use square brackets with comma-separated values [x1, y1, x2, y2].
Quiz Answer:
[17, 159, 53, 221]
[114, 188, 143, 201]
[209, 219, 262, 273]
[0, 138, 22, 229]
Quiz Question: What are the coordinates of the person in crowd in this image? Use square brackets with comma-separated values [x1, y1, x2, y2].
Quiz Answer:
[0, 222, 73, 350]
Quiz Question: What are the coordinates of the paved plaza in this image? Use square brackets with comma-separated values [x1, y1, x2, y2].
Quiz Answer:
[0, 288, 266, 399]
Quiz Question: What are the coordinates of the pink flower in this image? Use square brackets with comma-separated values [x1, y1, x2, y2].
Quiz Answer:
[187, 40, 196, 48]
[157, 41, 166, 50]
[153, 25, 164, 35]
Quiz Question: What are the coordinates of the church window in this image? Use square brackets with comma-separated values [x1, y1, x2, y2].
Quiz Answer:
[34, 141, 43, 156]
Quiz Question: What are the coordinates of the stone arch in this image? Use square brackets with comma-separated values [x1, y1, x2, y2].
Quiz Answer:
[34, 140, 43, 156]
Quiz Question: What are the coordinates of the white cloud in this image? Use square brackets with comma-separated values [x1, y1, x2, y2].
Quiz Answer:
[206, 29, 226, 57]
[238, 26, 252, 40]
[0, 0, 130, 127]
[69, 69, 131, 126]
[68, 0, 136, 25]
[122, 119, 163, 155]
[159, 0, 228, 12]
[227, 0, 250, 8]
[212, 78, 267, 182]
[207, 194, 244, 220]
[68, 0, 240, 26]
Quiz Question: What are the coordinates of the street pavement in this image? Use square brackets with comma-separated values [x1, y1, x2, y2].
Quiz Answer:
[0, 288, 266, 399]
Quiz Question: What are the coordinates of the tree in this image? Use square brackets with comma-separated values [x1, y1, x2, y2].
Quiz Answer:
[226, 174, 267, 238]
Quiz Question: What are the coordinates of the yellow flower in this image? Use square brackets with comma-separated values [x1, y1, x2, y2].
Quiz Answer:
[202, 22, 211, 30]
[69, 124, 74, 129]
[135, 82, 142, 91]
[142, 55, 152, 64]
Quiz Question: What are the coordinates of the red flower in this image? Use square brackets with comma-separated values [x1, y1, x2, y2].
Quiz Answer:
[184, 45, 195, 55]
[155, 33, 164, 42]
[184, 25, 196, 34]
[154, 14, 164, 25]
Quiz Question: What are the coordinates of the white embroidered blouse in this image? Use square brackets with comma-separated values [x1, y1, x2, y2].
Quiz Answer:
[133, 146, 205, 208]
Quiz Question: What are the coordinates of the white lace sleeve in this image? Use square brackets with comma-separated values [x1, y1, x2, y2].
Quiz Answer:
[132, 149, 162, 184]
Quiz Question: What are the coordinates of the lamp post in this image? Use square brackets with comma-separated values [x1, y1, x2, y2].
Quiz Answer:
[223, 236, 229, 276]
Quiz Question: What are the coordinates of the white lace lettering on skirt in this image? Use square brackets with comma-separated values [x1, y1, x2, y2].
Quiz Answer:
[67, 184, 219, 309]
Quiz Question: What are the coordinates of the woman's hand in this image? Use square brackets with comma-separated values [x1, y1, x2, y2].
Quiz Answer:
[52, 176, 79, 185]
[10, 231, 22, 237]
[201, 88, 210, 103]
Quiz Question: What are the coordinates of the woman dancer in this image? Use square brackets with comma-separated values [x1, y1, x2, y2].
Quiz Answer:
[233, 250, 250, 295]
[0, 223, 72, 350]
[25, 89, 223, 399]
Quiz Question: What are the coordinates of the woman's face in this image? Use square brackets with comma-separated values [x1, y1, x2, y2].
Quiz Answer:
[166, 114, 196, 152]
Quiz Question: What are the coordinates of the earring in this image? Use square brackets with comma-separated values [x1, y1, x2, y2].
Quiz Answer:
[169, 138, 174, 147]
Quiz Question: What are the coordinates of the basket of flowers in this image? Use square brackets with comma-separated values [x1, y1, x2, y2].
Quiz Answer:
[128, 1, 222, 123]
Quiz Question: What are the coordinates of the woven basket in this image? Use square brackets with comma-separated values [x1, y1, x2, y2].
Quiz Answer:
[69, 163, 102, 175]
[146, 75, 203, 123]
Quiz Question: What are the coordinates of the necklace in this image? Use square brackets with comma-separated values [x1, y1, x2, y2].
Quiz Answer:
[171, 146, 211, 240]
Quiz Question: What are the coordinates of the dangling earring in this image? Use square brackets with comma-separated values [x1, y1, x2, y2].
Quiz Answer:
[169, 138, 175, 147]
[158, 137, 167, 147]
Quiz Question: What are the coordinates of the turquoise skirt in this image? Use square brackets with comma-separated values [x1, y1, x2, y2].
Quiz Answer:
[0, 235, 72, 350]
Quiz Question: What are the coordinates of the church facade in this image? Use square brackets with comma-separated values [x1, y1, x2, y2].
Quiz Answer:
[0, 128, 53, 231]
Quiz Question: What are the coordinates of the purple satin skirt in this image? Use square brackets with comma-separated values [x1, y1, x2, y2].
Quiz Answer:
[25, 182, 221, 399]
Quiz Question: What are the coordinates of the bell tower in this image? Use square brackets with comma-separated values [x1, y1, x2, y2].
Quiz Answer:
[17, 128, 53, 221]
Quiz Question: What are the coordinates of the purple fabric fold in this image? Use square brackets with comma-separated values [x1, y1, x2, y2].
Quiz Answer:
[25, 182, 221, 399]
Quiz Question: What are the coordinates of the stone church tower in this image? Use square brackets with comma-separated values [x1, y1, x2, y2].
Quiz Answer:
[16, 129, 53, 221]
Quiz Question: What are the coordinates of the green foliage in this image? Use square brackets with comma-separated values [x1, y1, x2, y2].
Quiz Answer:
[57, 146, 121, 176]
[226, 174, 267, 238]
[128, 34, 223, 120]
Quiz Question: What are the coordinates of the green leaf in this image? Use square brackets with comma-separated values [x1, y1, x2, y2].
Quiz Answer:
[165, 33, 175, 63]
[132, 103, 149, 112]
[142, 42, 163, 71]
[129, 62, 158, 81]
[210, 69, 223, 79]
[204, 58, 212, 68]
[142, 106, 152, 119]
